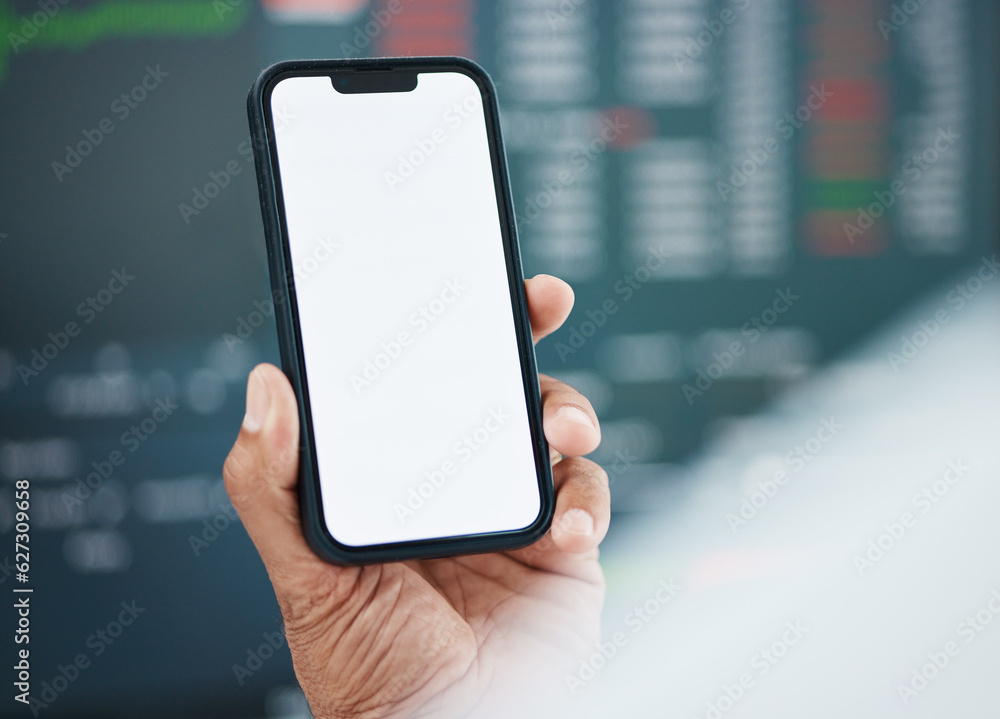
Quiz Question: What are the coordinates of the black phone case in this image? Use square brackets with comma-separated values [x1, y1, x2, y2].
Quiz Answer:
[246, 57, 554, 565]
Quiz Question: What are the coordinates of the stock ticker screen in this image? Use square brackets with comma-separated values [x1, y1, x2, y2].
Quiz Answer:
[0, 0, 996, 716]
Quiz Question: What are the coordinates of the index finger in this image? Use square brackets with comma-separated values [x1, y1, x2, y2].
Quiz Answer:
[525, 274, 575, 345]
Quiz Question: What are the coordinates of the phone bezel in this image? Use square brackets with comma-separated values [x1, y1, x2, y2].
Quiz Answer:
[247, 57, 554, 565]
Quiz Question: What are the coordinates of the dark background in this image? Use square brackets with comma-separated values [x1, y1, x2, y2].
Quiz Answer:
[0, 0, 996, 716]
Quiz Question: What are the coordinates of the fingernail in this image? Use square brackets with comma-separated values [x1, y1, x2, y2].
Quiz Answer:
[243, 369, 270, 433]
[555, 405, 594, 429]
[559, 508, 595, 536]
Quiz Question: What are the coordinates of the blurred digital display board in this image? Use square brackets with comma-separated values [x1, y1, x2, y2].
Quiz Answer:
[0, 0, 995, 715]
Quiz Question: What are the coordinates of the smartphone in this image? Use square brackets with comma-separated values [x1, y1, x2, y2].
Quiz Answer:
[246, 58, 553, 565]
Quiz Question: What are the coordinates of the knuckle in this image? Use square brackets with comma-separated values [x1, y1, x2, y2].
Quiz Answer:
[565, 457, 610, 493]
[222, 439, 266, 509]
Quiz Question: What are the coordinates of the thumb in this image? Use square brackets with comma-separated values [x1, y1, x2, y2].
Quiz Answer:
[223, 363, 345, 604]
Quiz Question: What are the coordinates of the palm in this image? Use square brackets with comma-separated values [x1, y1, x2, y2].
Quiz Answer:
[287, 541, 603, 719]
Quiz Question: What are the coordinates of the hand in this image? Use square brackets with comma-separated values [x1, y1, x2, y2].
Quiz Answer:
[223, 275, 610, 718]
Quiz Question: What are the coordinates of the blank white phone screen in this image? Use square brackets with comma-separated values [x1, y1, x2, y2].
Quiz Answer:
[269, 71, 542, 547]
